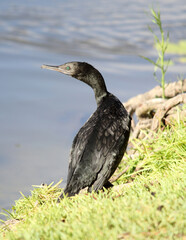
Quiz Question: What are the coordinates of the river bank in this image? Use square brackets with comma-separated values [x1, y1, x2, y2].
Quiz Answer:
[1, 86, 185, 239]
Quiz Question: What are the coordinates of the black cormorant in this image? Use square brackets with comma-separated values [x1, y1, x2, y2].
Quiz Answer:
[41, 62, 131, 200]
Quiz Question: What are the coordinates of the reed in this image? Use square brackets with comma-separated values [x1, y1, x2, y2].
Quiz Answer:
[141, 8, 170, 99]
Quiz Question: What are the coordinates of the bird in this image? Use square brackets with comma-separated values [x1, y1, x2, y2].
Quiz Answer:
[41, 62, 131, 200]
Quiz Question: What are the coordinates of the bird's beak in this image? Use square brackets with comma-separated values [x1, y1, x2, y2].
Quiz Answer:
[41, 64, 61, 72]
[41, 63, 73, 75]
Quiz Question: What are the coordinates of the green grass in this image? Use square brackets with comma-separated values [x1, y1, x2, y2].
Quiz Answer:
[166, 40, 186, 63]
[167, 40, 186, 55]
[0, 120, 186, 240]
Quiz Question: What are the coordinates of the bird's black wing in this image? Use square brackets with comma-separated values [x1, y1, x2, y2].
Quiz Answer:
[66, 113, 97, 184]
[64, 95, 131, 196]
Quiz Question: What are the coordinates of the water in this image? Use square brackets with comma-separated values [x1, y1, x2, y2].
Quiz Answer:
[0, 0, 186, 216]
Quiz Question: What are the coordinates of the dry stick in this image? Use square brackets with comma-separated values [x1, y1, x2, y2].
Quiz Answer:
[136, 98, 166, 119]
[151, 93, 186, 132]
[123, 79, 186, 115]
[110, 165, 130, 183]
[123, 80, 186, 139]
[132, 119, 152, 139]
[166, 109, 186, 122]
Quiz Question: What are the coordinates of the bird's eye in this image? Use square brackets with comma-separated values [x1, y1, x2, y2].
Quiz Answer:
[66, 66, 70, 70]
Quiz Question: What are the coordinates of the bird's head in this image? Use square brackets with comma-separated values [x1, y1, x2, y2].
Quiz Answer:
[41, 61, 108, 105]
[41, 62, 94, 81]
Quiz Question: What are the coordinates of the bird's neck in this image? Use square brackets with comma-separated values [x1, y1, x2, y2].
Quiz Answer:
[85, 72, 108, 106]
[93, 86, 108, 106]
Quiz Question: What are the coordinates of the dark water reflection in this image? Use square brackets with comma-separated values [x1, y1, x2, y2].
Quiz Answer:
[0, 0, 186, 215]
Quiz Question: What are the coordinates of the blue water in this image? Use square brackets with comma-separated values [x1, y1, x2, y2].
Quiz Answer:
[0, 0, 186, 216]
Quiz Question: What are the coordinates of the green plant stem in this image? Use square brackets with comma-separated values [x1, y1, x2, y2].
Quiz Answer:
[161, 28, 166, 99]
[141, 8, 170, 99]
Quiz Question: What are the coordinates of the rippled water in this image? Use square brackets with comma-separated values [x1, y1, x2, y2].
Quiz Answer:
[0, 0, 186, 215]
[1, 0, 186, 56]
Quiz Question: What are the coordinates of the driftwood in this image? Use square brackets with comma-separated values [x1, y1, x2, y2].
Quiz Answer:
[151, 93, 186, 131]
[124, 79, 186, 116]
[166, 108, 186, 122]
[123, 79, 186, 139]
[136, 98, 166, 119]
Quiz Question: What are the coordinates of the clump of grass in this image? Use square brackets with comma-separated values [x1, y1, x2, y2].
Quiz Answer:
[141, 8, 170, 99]
[116, 119, 186, 184]
[0, 120, 185, 240]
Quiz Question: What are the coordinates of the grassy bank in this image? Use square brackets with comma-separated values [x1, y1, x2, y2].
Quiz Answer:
[1, 120, 186, 239]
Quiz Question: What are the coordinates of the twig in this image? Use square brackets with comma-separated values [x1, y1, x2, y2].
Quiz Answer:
[136, 98, 165, 119]
[110, 165, 130, 183]
[151, 93, 186, 131]
[132, 119, 152, 139]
